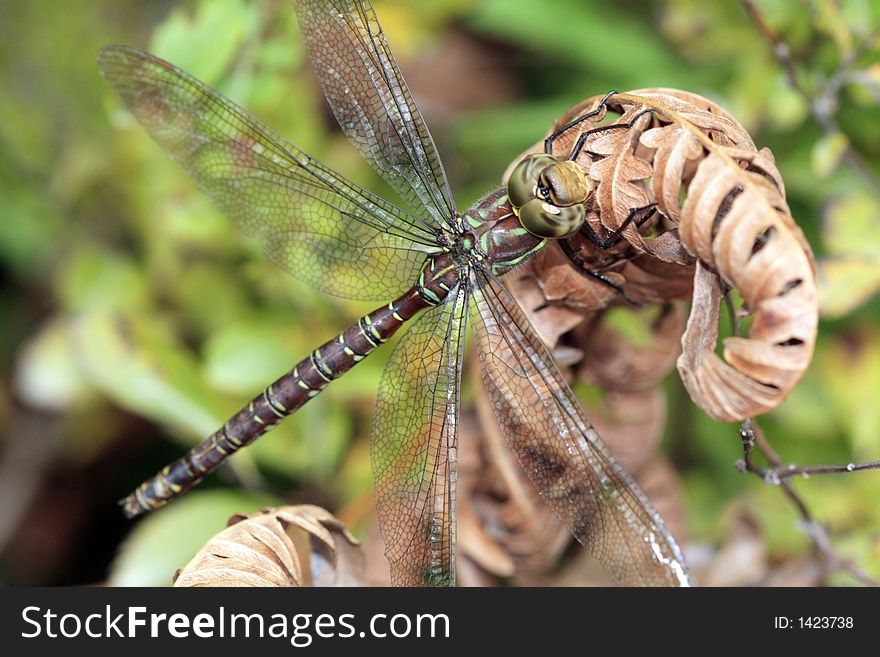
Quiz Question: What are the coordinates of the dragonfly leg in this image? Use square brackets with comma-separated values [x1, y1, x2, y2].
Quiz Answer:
[557, 203, 659, 306]
[580, 203, 658, 250]
[558, 239, 642, 306]
[544, 90, 617, 156]
[564, 107, 654, 162]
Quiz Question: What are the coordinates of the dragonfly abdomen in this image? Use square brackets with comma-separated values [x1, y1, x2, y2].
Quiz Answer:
[120, 253, 462, 518]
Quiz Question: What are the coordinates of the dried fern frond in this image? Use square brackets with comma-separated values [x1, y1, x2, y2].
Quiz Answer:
[173, 505, 366, 587]
[505, 88, 818, 421]
[454, 301, 689, 583]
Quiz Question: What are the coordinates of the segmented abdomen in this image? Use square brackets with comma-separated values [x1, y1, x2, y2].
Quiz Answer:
[121, 253, 461, 517]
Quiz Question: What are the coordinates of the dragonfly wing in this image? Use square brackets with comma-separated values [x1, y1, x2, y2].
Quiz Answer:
[293, 0, 456, 226]
[470, 270, 693, 586]
[98, 45, 439, 301]
[371, 284, 468, 586]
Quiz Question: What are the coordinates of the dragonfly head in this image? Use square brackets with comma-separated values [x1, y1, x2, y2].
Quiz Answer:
[507, 153, 593, 240]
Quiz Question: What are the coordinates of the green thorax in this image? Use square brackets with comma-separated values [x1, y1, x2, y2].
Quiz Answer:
[461, 187, 548, 276]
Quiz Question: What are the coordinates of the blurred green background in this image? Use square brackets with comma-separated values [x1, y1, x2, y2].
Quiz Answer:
[0, 0, 878, 586]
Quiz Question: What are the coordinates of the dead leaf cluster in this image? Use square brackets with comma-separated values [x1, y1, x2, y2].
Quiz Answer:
[173, 505, 366, 587]
[446, 88, 820, 582]
[503, 88, 818, 422]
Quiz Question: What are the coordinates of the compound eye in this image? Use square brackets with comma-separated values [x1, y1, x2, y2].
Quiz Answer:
[507, 153, 558, 209]
[518, 197, 586, 239]
[539, 160, 594, 207]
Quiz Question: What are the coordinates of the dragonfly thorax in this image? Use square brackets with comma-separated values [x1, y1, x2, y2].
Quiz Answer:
[462, 188, 547, 276]
[416, 251, 463, 306]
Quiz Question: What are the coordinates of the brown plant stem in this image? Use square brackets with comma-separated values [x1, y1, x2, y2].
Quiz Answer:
[736, 419, 879, 586]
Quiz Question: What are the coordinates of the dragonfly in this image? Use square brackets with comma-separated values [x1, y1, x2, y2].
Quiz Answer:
[98, 0, 692, 586]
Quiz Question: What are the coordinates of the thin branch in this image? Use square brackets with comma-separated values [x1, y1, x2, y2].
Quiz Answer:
[736, 419, 879, 587]
[738, 423, 880, 482]
[735, 1, 880, 587]
[762, 460, 880, 479]
[740, 0, 880, 195]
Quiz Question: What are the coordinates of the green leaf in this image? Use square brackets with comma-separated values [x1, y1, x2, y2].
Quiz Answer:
[467, 0, 691, 88]
[601, 306, 658, 348]
[765, 77, 809, 130]
[768, 365, 841, 442]
[109, 489, 278, 586]
[55, 245, 149, 314]
[744, 490, 808, 556]
[14, 317, 96, 411]
[150, 0, 260, 85]
[849, 63, 880, 106]
[822, 193, 880, 257]
[818, 257, 880, 318]
[0, 184, 64, 279]
[72, 310, 230, 441]
[818, 193, 880, 317]
[811, 131, 849, 178]
[821, 335, 880, 460]
[250, 396, 354, 480]
[203, 319, 303, 394]
[811, 0, 854, 55]
[174, 262, 251, 339]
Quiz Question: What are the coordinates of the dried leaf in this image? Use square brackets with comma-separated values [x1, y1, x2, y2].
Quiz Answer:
[577, 303, 687, 393]
[509, 455, 687, 587]
[523, 88, 818, 421]
[678, 263, 787, 419]
[619, 253, 695, 304]
[536, 244, 623, 312]
[639, 123, 702, 224]
[589, 109, 655, 253]
[456, 554, 504, 587]
[582, 388, 666, 475]
[467, 373, 570, 576]
[760, 558, 825, 587]
[505, 253, 589, 346]
[173, 505, 366, 587]
[632, 88, 755, 149]
[633, 456, 688, 546]
[677, 150, 817, 419]
[457, 490, 516, 578]
[351, 517, 393, 587]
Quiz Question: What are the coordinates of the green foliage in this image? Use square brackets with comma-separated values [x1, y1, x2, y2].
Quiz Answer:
[819, 193, 880, 318]
[1, 0, 878, 584]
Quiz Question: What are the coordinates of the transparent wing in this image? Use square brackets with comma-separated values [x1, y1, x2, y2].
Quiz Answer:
[98, 45, 440, 301]
[293, 0, 456, 226]
[470, 270, 693, 586]
[371, 285, 468, 586]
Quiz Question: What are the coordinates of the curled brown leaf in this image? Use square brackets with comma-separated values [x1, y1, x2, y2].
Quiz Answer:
[468, 377, 570, 576]
[675, 150, 817, 420]
[173, 505, 366, 587]
[505, 88, 817, 421]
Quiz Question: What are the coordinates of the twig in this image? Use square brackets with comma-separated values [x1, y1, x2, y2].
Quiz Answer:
[736, 419, 880, 586]
[741, 0, 880, 195]
[735, 0, 880, 588]
[738, 424, 880, 482]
